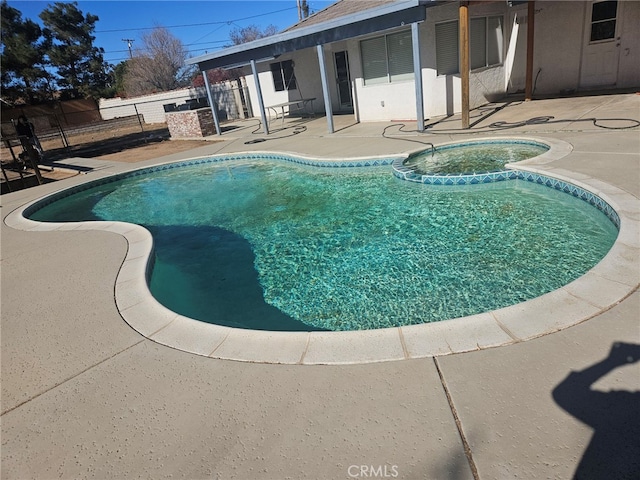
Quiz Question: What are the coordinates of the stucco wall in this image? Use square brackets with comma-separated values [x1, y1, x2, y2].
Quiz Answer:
[244, 50, 326, 122]
[243, 1, 639, 124]
[99, 82, 242, 124]
[529, 2, 585, 94]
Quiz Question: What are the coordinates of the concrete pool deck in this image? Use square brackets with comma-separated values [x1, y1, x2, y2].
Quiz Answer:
[2, 92, 639, 478]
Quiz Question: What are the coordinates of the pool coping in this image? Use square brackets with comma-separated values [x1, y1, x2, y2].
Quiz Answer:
[4, 136, 639, 365]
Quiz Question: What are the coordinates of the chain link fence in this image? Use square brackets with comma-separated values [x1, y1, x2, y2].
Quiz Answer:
[1, 81, 251, 165]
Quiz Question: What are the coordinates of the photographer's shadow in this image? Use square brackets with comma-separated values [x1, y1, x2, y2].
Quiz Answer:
[552, 342, 640, 479]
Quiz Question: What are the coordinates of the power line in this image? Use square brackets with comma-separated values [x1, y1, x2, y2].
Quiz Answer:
[104, 40, 228, 55]
[95, 6, 296, 33]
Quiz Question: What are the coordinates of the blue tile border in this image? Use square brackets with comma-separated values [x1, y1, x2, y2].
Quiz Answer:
[391, 164, 620, 229]
[22, 152, 400, 217]
[24, 149, 619, 231]
[390, 142, 619, 229]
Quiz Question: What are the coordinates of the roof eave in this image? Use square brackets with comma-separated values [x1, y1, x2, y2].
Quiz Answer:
[187, 0, 435, 68]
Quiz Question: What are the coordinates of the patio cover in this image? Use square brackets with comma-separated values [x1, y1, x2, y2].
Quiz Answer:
[187, 0, 434, 134]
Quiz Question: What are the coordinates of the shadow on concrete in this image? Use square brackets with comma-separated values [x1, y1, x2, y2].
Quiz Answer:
[552, 342, 640, 479]
[147, 224, 326, 332]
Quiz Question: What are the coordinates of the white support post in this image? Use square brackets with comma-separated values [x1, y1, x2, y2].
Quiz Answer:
[316, 44, 334, 134]
[250, 59, 269, 135]
[202, 69, 222, 136]
[412, 22, 424, 132]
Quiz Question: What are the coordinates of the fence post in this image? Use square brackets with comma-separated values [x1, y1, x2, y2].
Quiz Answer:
[133, 104, 144, 132]
[54, 114, 70, 148]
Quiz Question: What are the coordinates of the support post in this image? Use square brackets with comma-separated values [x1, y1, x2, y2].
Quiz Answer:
[316, 44, 334, 134]
[525, 0, 535, 101]
[459, 1, 470, 129]
[202, 70, 222, 136]
[411, 22, 424, 132]
[250, 59, 269, 135]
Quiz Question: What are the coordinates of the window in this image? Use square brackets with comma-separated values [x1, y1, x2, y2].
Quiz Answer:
[436, 21, 459, 75]
[589, 1, 617, 42]
[270, 60, 297, 91]
[435, 15, 504, 75]
[361, 30, 414, 85]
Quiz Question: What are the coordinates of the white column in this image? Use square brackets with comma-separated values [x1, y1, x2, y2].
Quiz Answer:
[316, 44, 334, 134]
[250, 59, 269, 135]
[412, 22, 424, 132]
[202, 70, 222, 136]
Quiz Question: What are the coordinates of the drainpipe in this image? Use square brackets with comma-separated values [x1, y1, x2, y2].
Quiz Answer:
[250, 59, 270, 135]
[412, 22, 424, 132]
[202, 70, 222, 136]
[317, 44, 334, 134]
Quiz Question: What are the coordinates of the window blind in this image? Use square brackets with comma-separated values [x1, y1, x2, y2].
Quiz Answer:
[436, 21, 459, 75]
[361, 36, 388, 85]
[470, 18, 487, 70]
[387, 30, 414, 82]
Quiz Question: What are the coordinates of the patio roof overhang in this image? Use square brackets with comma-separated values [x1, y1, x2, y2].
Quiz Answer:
[187, 0, 431, 71]
[189, 1, 434, 136]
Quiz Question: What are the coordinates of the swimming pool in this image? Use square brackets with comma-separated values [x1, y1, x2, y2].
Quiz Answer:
[27, 148, 618, 333]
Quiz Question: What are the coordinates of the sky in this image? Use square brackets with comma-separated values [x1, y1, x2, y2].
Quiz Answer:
[7, 0, 334, 65]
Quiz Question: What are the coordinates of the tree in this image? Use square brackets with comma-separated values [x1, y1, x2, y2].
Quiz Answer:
[39, 1, 110, 99]
[297, 0, 310, 20]
[0, 0, 52, 104]
[191, 24, 278, 88]
[123, 27, 193, 96]
[111, 61, 129, 97]
[228, 24, 278, 46]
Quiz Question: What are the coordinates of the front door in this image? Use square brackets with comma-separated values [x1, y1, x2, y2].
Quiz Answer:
[334, 51, 353, 109]
[580, 0, 621, 88]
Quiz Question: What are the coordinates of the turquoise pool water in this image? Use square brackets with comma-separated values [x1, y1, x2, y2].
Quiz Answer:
[404, 141, 549, 175]
[29, 158, 618, 331]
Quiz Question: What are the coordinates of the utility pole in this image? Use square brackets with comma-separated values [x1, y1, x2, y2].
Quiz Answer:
[296, 0, 309, 20]
[122, 38, 134, 59]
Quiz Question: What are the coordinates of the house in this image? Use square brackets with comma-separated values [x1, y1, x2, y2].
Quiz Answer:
[187, 0, 640, 134]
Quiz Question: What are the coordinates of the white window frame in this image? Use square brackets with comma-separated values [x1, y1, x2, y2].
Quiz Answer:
[360, 29, 414, 86]
[435, 15, 504, 76]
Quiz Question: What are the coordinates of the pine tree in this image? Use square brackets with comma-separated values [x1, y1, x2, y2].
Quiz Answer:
[39, 1, 111, 99]
[0, 0, 51, 104]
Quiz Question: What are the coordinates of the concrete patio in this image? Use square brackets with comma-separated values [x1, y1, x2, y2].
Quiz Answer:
[2, 92, 639, 479]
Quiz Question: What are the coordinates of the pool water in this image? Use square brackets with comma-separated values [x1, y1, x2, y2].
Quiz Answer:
[404, 141, 549, 175]
[30, 159, 617, 331]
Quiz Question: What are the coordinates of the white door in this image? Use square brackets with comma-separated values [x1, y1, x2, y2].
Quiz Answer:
[580, 0, 622, 88]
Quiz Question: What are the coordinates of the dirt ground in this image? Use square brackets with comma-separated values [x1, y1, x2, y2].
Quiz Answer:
[88, 136, 213, 163]
[1, 123, 219, 193]
[42, 123, 215, 163]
